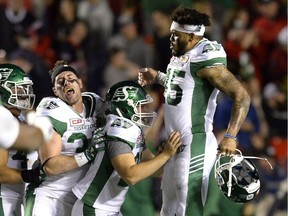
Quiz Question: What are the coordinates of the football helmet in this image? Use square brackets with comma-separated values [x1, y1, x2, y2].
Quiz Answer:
[214, 149, 273, 203]
[0, 63, 35, 110]
[106, 81, 157, 127]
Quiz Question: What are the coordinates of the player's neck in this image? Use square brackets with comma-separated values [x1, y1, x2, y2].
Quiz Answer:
[71, 100, 84, 114]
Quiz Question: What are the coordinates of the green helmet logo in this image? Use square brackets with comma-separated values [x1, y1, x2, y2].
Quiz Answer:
[106, 81, 157, 127]
[0, 63, 35, 110]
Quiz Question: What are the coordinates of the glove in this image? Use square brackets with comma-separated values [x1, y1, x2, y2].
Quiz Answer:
[21, 161, 46, 185]
[75, 127, 106, 166]
[84, 127, 106, 162]
[96, 114, 106, 127]
[26, 111, 53, 143]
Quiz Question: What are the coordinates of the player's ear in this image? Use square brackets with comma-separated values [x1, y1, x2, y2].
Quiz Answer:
[189, 33, 194, 41]
[52, 87, 58, 96]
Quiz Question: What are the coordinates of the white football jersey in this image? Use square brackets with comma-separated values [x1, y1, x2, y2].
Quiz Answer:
[163, 38, 226, 137]
[73, 114, 145, 212]
[34, 92, 105, 201]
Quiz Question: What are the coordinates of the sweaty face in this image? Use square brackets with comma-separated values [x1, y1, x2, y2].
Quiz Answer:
[54, 71, 82, 105]
[170, 30, 190, 57]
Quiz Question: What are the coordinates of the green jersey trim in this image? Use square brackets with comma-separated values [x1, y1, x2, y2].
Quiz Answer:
[190, 58, 224, 133]
[49, 116, 67, 136]
[82, 152, 114, 206]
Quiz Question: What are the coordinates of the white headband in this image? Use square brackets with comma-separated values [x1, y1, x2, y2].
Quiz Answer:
[170, 21, 205, 36]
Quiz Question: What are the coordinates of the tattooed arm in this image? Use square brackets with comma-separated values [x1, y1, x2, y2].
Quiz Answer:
[198, 66, 251, 155]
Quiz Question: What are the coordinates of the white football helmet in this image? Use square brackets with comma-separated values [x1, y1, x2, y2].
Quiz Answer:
[214, 149, 273, 203]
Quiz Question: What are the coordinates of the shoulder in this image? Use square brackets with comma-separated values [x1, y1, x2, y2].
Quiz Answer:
[82, 92, 106, 116]
[105, 114, 141, 144]
[82, 92, 103, 100]
[36, 97, 62, 114]
[189, 38, 227, 64]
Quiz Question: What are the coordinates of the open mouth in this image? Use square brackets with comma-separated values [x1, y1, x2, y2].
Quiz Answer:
[64, 87, 75, 95]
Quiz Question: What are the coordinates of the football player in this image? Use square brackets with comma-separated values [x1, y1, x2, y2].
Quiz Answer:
[138, 7, 251, 216]
[25, 60, 106, 216]
[0, 63, 52, 216]
[71, 81, 182, 216]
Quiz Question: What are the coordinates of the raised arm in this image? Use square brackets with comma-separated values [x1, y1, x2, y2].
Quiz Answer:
[138, 67, 166, 86]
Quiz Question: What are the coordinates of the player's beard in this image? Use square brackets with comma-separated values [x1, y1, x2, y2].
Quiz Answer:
[172, 40, 187, 57]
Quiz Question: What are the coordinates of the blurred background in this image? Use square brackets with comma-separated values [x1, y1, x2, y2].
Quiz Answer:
[0, 0, 286, 215]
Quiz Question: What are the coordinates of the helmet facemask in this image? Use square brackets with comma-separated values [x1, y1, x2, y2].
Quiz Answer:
[0, 64, 35, 110]
[4, 79, 35, 110]
[131, 94, 157, 127]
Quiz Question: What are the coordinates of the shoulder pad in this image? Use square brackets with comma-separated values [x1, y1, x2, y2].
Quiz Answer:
[106, 114, 140, 144]
[82, 92, 105, 117]
[188, 39, 227, 66]
[37, 97, 60, 110]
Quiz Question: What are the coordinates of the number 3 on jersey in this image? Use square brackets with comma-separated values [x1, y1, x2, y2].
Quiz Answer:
[164, 68, 185, 106]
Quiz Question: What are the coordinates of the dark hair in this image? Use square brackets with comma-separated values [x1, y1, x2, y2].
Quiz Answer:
[171, 7, 211, 26]
[49, 60, 80, 84]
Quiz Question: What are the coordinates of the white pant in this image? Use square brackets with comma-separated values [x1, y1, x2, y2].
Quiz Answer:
[72, 199, 122, 216]
[0, 197, 22, 216]
[160, 132, 218, 216]
[28, 194, 73, 216]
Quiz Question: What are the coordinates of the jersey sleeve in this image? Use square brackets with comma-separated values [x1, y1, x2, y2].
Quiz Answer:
[107, 140, 132, 158]
[35, 97, 66, 135]
[105, 115, 141, 149]
[0, 106, 20, 149]
[193, 39, 227, 70]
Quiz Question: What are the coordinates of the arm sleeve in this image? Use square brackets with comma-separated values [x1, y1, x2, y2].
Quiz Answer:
[0, 106, 20, 149]
[107, 140, 132, 158]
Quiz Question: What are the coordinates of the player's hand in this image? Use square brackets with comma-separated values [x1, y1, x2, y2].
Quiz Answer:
[138, 67, 158, 86]
[217, 138, 237, 156]
[21, 160, 46, 185]
[26, 111, 53, 143]
[96, 114, 106, 127]
[162, 131, 182, 157]
[84, 127, 106, 162]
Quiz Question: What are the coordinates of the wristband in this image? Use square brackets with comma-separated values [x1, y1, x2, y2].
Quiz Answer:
[74, 152, 89, 167]
[223, 133, 237, 141]
[156, 71, 166, 86]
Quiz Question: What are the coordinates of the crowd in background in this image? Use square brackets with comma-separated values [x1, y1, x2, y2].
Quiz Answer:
[0, 0, 286, 215]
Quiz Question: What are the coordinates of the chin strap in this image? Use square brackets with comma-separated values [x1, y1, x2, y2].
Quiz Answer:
[116, 108, 123, 117]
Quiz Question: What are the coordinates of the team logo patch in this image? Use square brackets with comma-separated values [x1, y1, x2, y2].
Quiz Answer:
[39, 100, 59, 109]
[179, 55, 189, 63]
[70, 118, 84, 126]
[0, 67, 13, 81]
[111, 118, 132, 128]
[136, 134, 144, 147]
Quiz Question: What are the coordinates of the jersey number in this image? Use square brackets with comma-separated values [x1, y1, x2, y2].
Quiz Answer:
[67, 133, 89, 153]
[164, 68, 185, 106]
